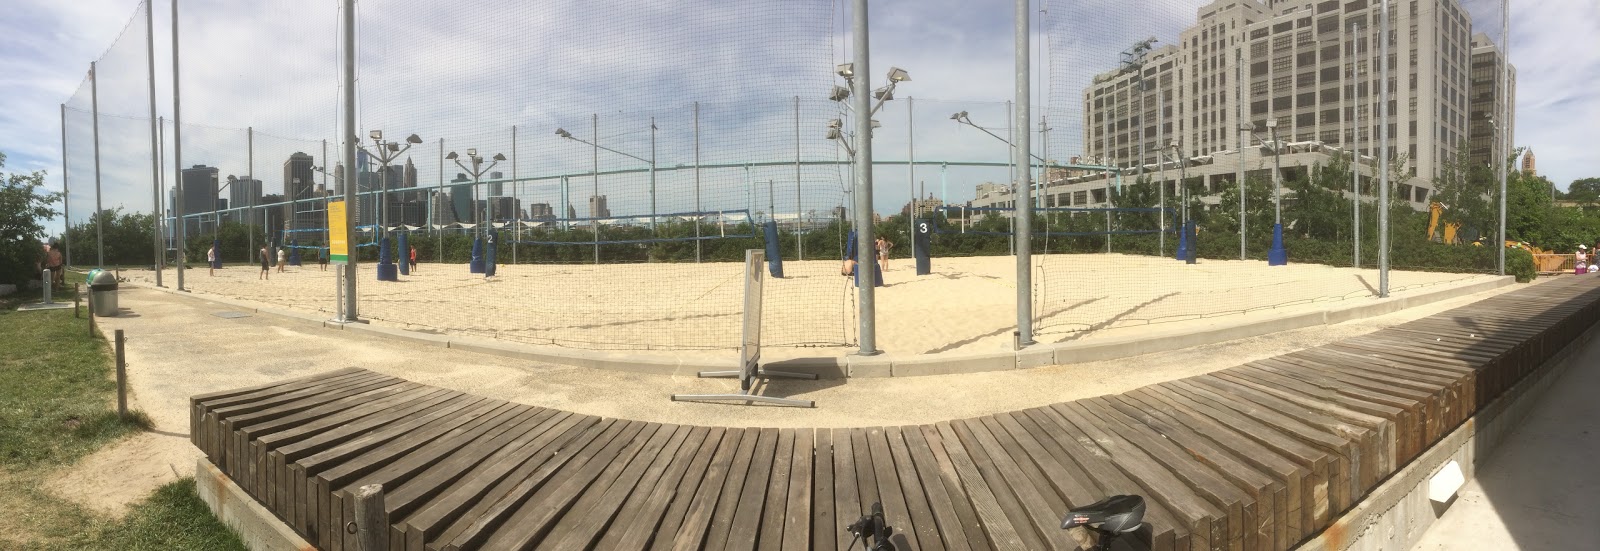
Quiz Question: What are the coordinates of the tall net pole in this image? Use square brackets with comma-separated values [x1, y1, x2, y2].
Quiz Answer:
[340, 0, 359, 320]
[1377, 0, 1391, 297]
[795, 96, 803, 261]
[146, 1, 162, 284]
[1014, 0, 1034, 347]
[171, 0, 185, 292]
[907, 96, 916, 262]
[90, 62, 104, 268]
[1237, 47, 1246, 260]
[61, 104, 72, 269]
[850, 0, 878, 355]
[1497, 0, 1509, 275]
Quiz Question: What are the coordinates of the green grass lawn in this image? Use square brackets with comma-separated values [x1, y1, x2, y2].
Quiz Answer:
[0, 287, 245, 550]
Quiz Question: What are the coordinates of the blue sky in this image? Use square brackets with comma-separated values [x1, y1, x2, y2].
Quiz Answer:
[3, 0, 1596, 236]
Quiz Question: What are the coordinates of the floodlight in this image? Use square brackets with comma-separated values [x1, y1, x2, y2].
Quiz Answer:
[870, 119, 882, 129]
[406, 134, 422, 144]
[386, 143, 399, 152]
[827, 118, 843, 129]
[950, 111, 968, 121]
[1265, 118, 1277, 129]
[555, 128, 572, 138]
[836, 63, 855, 79]
[445, 151, 459, 160]
[1168, 140, 1179, 150]
[467, 148, 477, 156]
[873, 86, 893, 101]
[492, 153, 507, 161]
[826, 128, 842, 140]
[370, 129, 382, 140]
[886, 67, 910, 82]
[829, 85, 851, 102]
[1239, 123, 1254, 131]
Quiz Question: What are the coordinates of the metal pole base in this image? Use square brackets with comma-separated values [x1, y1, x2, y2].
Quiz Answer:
[1268, 223, 1288, 266]
[671, 369, 817, 408]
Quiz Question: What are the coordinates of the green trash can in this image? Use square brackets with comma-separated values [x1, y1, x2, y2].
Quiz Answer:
[89, 270, 118, 317]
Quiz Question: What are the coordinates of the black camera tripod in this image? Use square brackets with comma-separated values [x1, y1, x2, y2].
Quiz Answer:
[845, 502, 895, 551]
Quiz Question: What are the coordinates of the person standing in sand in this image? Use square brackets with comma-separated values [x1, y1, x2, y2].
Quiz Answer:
[277, 247, 287, 273]
[207, 243, 217, 276]
[259, 245, 271, 280]
[875, 236, 893, 269]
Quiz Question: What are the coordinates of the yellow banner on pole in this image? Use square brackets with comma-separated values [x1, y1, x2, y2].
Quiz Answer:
[328, 199, 349, 263]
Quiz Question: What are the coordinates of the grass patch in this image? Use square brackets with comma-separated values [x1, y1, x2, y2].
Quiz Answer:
[75, 478, 246, 551]
[0, 291, 242, 549]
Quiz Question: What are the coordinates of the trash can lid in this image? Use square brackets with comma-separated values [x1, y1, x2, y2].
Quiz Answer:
[91, 271, 117, 285]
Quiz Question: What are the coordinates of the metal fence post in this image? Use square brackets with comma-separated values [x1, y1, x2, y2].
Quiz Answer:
[147, 2, 162, 284]
[114, 329, 127, 419]
[172, 0, 186, 292]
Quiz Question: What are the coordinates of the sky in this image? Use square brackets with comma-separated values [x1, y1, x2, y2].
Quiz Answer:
[3, 0, 1596, 237]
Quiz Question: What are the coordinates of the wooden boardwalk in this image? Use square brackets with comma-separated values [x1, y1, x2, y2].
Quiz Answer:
[191, 277, 1600, 551]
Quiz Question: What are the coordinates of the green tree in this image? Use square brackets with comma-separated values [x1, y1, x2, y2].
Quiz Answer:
[1564, 177, 1600, 203]
[0, 152, 63, 286]
[1431, 142, 1494, 242]
[65, 208, 158, 267]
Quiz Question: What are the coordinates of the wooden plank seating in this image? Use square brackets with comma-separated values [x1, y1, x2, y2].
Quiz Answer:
[192, 277, 1600, 550]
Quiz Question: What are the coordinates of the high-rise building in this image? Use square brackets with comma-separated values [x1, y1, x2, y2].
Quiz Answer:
[226, 175, 263, 227]
[448, 174, 476, 225]
[589, 195, 610, 219]
[488, 171, 504, 198]
[527, 203, 555, 219]
[283, 152, 319, 232]
[970, 0, 1508, 215]
[179, 165, 219, 236]
[1521, 148, 1536, 176]
[488, 196, 521, 222]
[1468, 32, 1515, 169]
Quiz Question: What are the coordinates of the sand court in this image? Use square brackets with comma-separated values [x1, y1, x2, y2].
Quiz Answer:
[123, 253, 1494, 358]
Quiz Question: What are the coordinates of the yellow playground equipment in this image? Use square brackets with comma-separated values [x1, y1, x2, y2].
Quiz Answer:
[1426, 202, 1463, 244]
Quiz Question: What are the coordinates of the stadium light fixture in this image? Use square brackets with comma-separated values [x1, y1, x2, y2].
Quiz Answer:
[836, 63, 854, 79]
[445, 151, 458, 160]
[492, 153, 507, 161]
[950, 111, 968, 121]
[370, 129, 382, 140]
[555, 128, 572, 139]
[406, 134, 422, 144]
[829, 85, 851, 102]
[467, 148, 477, 157]
[886, 67, 910, 82]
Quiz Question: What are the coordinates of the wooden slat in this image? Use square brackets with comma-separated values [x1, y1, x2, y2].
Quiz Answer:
[182, 278, 1600, 551]
[595, 426, 719, 551]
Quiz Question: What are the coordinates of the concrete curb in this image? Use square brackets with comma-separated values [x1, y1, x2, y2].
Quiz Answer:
[195, 457, 314, 551]
[126, 275, 1512, 379]
[1291, 306, 1598, 551]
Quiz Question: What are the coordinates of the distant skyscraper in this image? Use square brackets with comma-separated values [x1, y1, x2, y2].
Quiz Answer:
[527, 203, 554, 219]
[488, 171, 504, 198]
[227, 175, 263, 227]
[283, 152, 318, 232]
[179, 165, 219, 236]
[589, 195, 610, 219]
[448, 173, 476, 224]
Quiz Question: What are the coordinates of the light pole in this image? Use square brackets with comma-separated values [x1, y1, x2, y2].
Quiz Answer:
[947, 108, 1049, 253]
[555, 121, 657, 231]
[357, 130, 422, 281]
[831, 50, 910, 355]
[446, 148, 504, 274]
[1246, 120, 1288, 265]
[1169, 140, 1194, 263]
